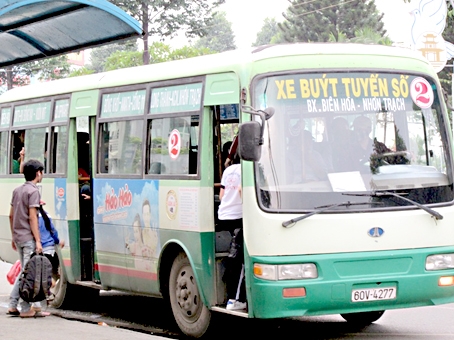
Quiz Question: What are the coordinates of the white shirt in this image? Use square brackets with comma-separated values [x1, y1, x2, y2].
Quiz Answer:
[218, 164, 242, 220]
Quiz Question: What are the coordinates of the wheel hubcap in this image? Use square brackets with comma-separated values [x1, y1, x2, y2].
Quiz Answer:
[175, 265, 200, 321]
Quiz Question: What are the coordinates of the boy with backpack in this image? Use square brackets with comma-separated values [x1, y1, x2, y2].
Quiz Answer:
[7, 159, 46, 318]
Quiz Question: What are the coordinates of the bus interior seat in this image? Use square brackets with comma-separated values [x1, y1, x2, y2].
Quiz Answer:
[150, 162, 165, 174]
[215, 230, 231, 253]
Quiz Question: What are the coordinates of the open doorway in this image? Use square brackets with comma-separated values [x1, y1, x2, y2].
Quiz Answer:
[77, 116, 94, 281]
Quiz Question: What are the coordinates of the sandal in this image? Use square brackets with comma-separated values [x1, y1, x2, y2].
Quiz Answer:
[20, 311, 50, 318]
[6, 309, 20, 316]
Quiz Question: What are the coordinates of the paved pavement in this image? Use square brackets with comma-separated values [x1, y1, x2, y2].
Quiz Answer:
[0, 260, 164, 340]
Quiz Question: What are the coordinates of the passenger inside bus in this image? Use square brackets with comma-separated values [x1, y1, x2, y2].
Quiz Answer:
[77, 132, 90, 180]
[349, 115, 374, 172]
[217, 151, 246, 311]
[11, 130, 25, 174]
[287, 124, 329, 182]
[329, 117, 352, 172]
[11, 147, 25, 174]
[149, 162, 166, 174]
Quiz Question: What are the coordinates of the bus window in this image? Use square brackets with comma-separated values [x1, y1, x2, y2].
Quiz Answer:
[23, 128, 47, 173]
[51, 125, 68, 174]
[10, 130, 25, 174]
[99, 120, 143, 174]
[146, 115, 199, 175]
[0, 131, 8, 174]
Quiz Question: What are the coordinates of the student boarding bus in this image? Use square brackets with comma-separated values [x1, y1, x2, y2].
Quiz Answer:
[0, 43, 454, 337]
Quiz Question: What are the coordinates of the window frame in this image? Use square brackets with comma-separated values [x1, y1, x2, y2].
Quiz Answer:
[0, 94, 70, 177]
[95, 76, 205, 180]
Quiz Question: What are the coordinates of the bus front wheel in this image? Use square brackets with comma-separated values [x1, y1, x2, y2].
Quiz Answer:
[169, 252, 211, 338]
[340, 310, 385, 325]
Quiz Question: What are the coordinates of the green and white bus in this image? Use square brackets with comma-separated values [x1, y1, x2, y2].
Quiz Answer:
[1, 43, 454, 337]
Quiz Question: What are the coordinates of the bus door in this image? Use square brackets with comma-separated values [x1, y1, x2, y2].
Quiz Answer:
[76, 116, 94, 281]
[212, 104, 240, 303]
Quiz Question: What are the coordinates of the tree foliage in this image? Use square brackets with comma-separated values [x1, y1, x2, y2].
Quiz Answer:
[253, 18, 281, 47]
[0, 55, 70, 91]
[102, 42, 214, 71]
[170, 45, 214, 60]
[193, 11, 236, 52]
[104, 50, 143, 71]
[68, 67, 95, 77]
[108, 0, 225, 64]
[88, 41, 137, 73]
[348, 27, 393, 45]
[278, 0, 386, 43]
[439, 9, 454, 121]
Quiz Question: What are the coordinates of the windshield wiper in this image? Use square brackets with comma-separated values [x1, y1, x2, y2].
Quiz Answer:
[282, 201, 383, 228]
[342, 191, 443, 220]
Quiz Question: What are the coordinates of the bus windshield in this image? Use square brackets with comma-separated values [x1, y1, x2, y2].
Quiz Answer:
[253, 71, 454, 212]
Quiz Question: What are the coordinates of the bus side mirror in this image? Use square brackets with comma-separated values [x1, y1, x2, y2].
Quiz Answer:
[238, 121, 262, 161]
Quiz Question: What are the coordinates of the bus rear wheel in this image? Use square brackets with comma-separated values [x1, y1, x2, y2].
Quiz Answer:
[169, 252, 211, 338]
[341, 310, 385, 325]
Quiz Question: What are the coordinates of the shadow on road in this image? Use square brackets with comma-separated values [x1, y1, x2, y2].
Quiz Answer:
[49, 291, 377, 339]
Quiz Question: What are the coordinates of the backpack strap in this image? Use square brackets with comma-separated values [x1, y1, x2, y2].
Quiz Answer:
[39, 205, 53, 234]
[33, 254, 42, 299]
[41, 257, 49, 298]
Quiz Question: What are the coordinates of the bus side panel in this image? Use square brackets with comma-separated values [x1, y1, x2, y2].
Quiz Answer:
[0, 215, 16, 263]
[93, 178, 159, 292]
[64, 220, 80, 283]
[92, 178, 217, 301]
[159, 229, 217, 305]
[0, 180, 26, 263]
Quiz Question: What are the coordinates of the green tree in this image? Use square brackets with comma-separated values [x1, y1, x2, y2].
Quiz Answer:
[68, 67, 96, 77]
[327, 26, 392, 45]
[349, 27, 393, 45]
[193, 11, 236, 52]
[26, 55, 71, 81]
[0, 55, 70, 90]
[170, 45, 214, 60]
[279, 0, 386, 43]
[103, 42, 214, 70]
[439, 9, 454, 126]
[108, 0, 225, 64]
[88, 41, 137, 73]
[104, 50, 143, 71]
[253, 18, 281, 47]
[148, 42, 173, 64]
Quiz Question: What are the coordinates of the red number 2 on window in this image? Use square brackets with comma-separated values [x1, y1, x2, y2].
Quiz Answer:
[413, 80, 430, 106]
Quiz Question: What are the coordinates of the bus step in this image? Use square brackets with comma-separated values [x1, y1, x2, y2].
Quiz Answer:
[211, 306, 249, 318]
[75, 280, 103, 290]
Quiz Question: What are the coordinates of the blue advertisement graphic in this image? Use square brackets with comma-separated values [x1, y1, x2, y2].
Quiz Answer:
[53, 178, 68, 244]
[54, 178, 67, 220]
[93, 179, 160, 258]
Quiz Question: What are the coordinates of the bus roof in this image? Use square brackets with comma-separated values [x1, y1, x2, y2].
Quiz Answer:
[0, 43, 432, 104]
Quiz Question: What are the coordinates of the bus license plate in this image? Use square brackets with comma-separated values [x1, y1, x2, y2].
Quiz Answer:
[351, 287, 397, 302]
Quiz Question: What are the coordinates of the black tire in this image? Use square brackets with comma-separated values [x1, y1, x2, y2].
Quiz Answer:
[49, 256, 70, 308]
[50, 256, 99, 309]
[341, 310, 385, 325]
[169, 252, 211, 338]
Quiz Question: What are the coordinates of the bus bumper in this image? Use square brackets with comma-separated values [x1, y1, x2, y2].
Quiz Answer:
[248, 250, 454, 319]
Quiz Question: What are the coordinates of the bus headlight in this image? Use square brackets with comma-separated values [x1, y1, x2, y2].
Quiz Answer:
[254, 263, 318, 280]
[426, 254, 454, 270]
